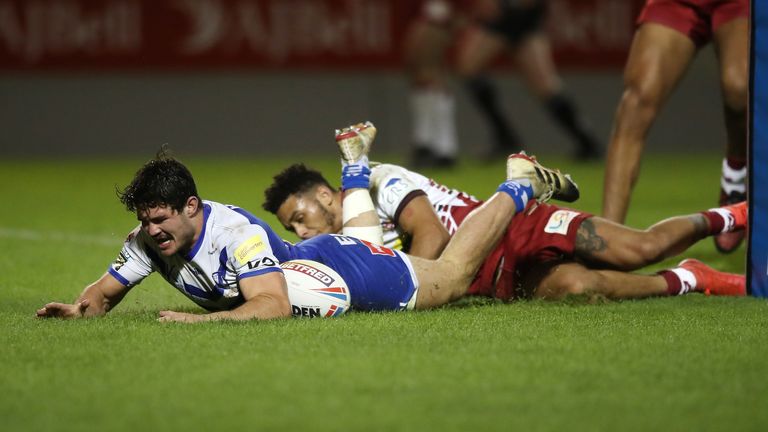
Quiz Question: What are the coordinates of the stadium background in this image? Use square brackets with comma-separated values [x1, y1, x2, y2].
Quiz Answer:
[0, 0, 728, 158]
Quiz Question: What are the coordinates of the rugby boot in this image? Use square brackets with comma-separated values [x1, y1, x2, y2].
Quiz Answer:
[335, 121, 376, 164]
[714, 191, 747, 253]
[678, 258, 746, 296]
[720, 200, 748, 231]
[506, 152, 579, 203]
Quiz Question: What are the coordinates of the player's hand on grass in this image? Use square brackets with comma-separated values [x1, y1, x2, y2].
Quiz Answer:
[36, 300, 90, 319]
[158, 310, 204, 323]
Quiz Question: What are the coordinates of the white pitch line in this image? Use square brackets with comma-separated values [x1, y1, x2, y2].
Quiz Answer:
[0, 227, 122, 247]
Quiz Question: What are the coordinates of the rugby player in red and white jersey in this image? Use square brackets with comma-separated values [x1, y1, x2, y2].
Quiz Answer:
[603, 0, 749, 253]
[264, 122, 747, 301]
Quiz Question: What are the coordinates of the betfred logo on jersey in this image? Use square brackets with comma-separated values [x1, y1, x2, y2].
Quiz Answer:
[281, 261, 334, 287]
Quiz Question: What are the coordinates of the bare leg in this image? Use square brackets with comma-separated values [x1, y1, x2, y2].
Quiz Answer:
[573, 214, 711, 271]
[532, 262, 668, 300]
[711, 18, 748, 252]
[455, 24, 508, 77]
[602, 23, 697, 223]
[514, 31, 601, 159]
[411, 191, 520, 308]
[456, 25, 523, 153]
[513, 32, 562, 99]
[713, 18, 748, 162]
[404, 18, 460, 163]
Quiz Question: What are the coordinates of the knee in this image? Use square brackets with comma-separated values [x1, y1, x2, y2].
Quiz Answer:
[609, 234, 665, 270]
[721, 66, 748, 110]
[547, 272, 592, 298]
[630, 236, 665, 266]
[618, 79, 663, 119]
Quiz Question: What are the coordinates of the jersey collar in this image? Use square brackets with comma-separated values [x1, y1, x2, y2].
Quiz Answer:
[185, 203, 212, 261]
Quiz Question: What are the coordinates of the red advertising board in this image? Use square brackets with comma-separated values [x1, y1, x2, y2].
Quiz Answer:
[0, 0, 643, 71]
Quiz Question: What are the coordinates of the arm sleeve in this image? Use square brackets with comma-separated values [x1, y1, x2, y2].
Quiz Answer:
[227, 224, 284, 280]
[370, 164, 427, 222]
[107, 227, 154, 287]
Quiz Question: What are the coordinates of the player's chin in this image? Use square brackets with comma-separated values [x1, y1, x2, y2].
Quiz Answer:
[156, 239, 177, 255]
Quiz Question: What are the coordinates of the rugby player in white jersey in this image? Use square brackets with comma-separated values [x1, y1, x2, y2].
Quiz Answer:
[36, 144, 578, 321]
[264, 122, 747, 300]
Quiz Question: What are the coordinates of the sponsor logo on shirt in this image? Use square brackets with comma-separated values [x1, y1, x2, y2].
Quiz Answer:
[383, 177, 408, 205]
[234, 235, 265, 265]
[544, 210, 580, 235]
[112, 251, 130, 271]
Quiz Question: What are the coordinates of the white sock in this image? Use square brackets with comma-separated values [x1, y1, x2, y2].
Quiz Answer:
[432, 91, 458, 157]
[669, 268, 698, 295]
[411, 88, 436, 149]
[720, 158, 746, 196]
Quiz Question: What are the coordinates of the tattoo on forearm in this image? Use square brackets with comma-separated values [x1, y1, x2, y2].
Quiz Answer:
[575, 219, 607, 257]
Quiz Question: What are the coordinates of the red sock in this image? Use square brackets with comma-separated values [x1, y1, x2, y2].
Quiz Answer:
[701, 210, 726, 234]
[659, 271, 681, 296]
[659, 268, 697, 296]
[725, 157, 746, 170]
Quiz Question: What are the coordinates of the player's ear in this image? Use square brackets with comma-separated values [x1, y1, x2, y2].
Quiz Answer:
[185, 196, 200, 217]
[315, 185, 335, 207]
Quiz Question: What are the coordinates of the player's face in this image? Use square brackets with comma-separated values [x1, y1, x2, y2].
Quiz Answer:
[276, 190, 342, 240]
[137, 201, 199, 256]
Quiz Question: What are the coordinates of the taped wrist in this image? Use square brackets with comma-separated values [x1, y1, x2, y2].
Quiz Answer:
[342, 225, 384, 245]
[497, 179, 533, 213]
[341, 163, 371, 191]
[342, 189, 375, 224]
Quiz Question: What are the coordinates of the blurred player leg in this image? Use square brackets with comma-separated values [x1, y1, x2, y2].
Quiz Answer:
[404, 2, 460, 168]
[712, 16, 749, 253]
[457, 25, 523, 158]
[602, 23, 697, 223]
[513, 31, 602, 160]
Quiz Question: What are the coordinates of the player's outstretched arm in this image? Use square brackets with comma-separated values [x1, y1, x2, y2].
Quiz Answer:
[36, 272, 130, 319]
[397, 195, 450, 259]
[158, 272, 292, 323]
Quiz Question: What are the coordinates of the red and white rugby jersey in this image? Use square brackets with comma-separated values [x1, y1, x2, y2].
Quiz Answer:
[369, 163, 481, 251]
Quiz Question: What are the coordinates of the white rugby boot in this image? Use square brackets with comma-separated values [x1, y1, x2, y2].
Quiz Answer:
[506, 152, 580, 202]
[335, 121, 377, 164]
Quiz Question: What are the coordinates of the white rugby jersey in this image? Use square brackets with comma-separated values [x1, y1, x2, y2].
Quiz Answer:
[108, 201, 291, 311]
[369, 163, 480, 251]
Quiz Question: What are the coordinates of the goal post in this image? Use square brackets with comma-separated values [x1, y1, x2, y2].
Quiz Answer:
[749, 0, 767, 297]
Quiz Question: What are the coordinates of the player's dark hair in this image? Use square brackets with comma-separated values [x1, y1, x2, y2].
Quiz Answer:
[262, 164, 334, 214]
[117, 146, 200, 213]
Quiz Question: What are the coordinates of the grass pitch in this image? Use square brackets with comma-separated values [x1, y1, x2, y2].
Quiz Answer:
[1, 153, 766, 432]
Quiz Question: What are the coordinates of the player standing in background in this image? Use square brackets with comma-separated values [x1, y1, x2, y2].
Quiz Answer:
[404, 0, 466, 167]
[602, 0, 749, 254]
[405, 0, 601, 166]
[456, 0, 602, 160]
[265, 122, 746, 301]
[35, 143, 576, 320]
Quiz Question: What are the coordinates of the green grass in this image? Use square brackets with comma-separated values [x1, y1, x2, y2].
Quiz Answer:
[0, 154, 765, 432]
